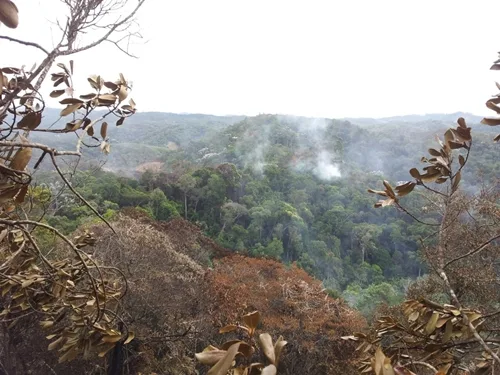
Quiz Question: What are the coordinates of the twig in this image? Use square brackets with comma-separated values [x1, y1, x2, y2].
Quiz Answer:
[395, 202, 440, 226]
[402, 361, 438, 373]
[49, 152, 116, 233]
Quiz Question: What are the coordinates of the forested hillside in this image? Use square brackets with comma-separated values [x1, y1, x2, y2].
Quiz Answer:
[29, 111, 499, 316]
[3, 1, 500, 374]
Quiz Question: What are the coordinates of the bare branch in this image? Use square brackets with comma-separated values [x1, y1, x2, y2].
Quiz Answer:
[444, 232, 500, 268]
[0, 141, 81, 156]
[48, 151, 116, 234]
[0, 35, 50, 55]
[59, 0, 146, 56]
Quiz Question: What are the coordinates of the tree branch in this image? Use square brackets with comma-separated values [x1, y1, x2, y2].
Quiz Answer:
[59, 0, 146, 56]
[0, 35, 50, 55]
[0, 141, 81, 156]
[0, 218, 102, 318]
[444, 232, 500, 268]
[48, 152, 116, 234]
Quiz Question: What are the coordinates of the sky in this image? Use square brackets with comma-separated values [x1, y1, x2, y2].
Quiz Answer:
[2, 0, 500, 119]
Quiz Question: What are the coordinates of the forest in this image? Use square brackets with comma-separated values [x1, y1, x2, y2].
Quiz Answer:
[0, 1, 500, 374]
[29, 111, 499, 318]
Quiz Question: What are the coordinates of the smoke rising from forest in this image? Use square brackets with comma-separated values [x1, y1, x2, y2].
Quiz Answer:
[234, 115, 342, 180]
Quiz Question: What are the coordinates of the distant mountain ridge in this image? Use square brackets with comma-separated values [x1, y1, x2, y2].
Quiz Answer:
[341, 112, 484, 127]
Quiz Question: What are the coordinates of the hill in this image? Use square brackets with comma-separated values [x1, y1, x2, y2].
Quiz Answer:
[3, 210, 365, 375]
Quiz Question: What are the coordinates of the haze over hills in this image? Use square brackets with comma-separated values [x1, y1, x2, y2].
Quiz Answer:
[31, 108, 497, 182]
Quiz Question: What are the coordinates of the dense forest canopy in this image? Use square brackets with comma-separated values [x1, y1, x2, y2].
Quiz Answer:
[28, 111, 499, 317]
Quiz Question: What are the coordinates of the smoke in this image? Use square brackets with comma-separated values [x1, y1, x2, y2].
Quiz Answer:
[313, 151, 341, 180]
[290, 116, 342, 180]
[230, 114, 342, 180]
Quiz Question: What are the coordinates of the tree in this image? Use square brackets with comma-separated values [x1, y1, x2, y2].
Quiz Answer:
[345, 54, 500, 373]
[0, 0, 146, 368]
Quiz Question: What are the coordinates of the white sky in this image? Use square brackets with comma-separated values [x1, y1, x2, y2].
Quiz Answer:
[2, 0, 500, 118]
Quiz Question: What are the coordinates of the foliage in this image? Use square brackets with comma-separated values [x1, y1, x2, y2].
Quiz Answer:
[0, 0, 146, 369]
[344, 53, 500, 374]
[195, 311, 286, 375]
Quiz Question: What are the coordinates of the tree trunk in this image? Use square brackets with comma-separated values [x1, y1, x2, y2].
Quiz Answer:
[184, 193, 188, 220]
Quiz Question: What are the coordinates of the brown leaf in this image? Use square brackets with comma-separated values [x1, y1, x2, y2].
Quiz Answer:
[374, 198, 395, 208]
[457, 117, 466, 128]
[100, 122, 108, 139]
[207, 342, 240, 375]
[220, 340, 254, 358]
[367, 189, 387, 197]
[0, 186, 22, 204]
[80, 93, 96, 100]
[10, 147, 32, 171]
[481, 117, 500, 126]
[494, 133, 500, 142]
[435, 177, 447, 184]
[58, 345, 79, 363]
[116, 117, 125, 126]
[395, 182, 415, 197]
[14, 185, 28, 204]
[17, 112, 42, 130]
[486, 100, 500, 114]
[60, 103, 81, 117]
[261, 365, 277, 375]
[66, 119, 83, 131]
[259, 333, 275, 365]
[444, 129, 454, 147]
[54, 77, 65, 87]
[124, 331, 135, 345]
[104, 81, 118, 91]
[382, 180, 396, 199]
[97, 94, 117, 103]
[454, 127, 472, 142]
[50, 90, 65, 98]
[458, 154, 465, 166]
[242, 311, 260, 336]
[0, 0, 19, 29]
[448, 141, 466, 149]
[274, 336, 287, 366]
[425, 311, 439, 335]
[452, 171, 461, 193]
[428, 148, 441, 157]
[117, 85, 128, 101]
[195, 349, 227, 366]
[60, 98, 84, 105]
[219, 324, 238, 334]
[420, 170, 442, 183]
[373, 347, 386, 375]
[87, 125, 94, 137]
[491, 64, 500, 70]
[409, 168, 420, 179]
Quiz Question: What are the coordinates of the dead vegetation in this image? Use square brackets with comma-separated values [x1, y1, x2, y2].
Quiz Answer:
[1, 209, 365, 374]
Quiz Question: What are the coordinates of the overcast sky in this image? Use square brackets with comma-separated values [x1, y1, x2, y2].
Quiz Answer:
[2, 0, 500, 118]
